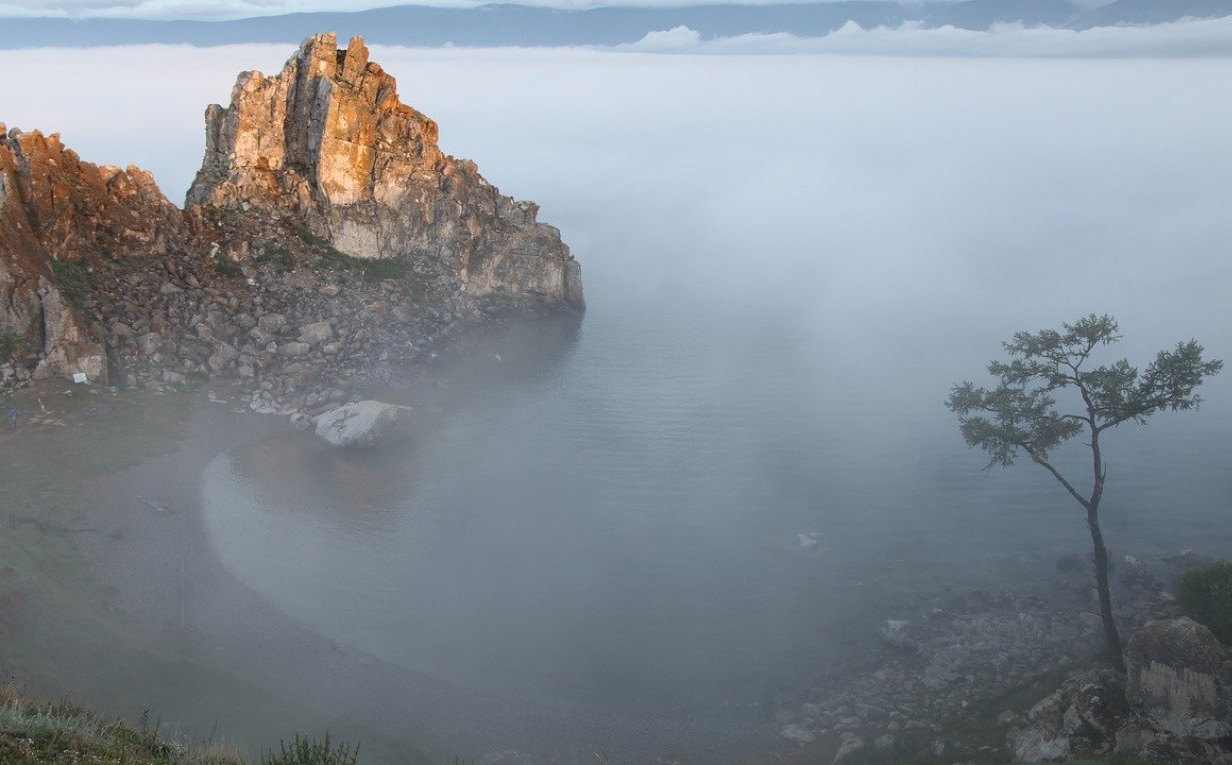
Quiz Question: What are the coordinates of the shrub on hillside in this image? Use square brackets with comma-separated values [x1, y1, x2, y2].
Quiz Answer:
[1175, 561, 1232, 644]
[261, 734, 358, 765]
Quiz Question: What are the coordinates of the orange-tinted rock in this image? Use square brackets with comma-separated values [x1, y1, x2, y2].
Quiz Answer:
[0, 126, 188, 382]
[187, 33, 583, 311]
[1, 35, 583, 392]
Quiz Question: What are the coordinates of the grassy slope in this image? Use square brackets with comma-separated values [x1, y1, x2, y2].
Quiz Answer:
[1, 687, 239, 765]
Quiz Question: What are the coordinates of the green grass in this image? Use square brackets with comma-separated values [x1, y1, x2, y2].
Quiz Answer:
[297, 229, 414, 282]
[0, 690, 240, 765]
[214, 258, 245, 279]
[0, 330, 28, 363]
[50, 260, 94, 308]
[1, 690, 377, 765]
[254, 245, 294, 274]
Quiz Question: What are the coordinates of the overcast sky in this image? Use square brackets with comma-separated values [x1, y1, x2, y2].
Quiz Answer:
[0, 0, 1114, 21]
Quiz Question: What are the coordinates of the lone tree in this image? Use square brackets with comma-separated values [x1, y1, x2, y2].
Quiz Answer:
[946, 314, 1221, 671]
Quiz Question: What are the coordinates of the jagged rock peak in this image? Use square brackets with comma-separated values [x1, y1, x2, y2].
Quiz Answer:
[1, 125, 189, 265]
[188, 33, 431, 212]
[0, 125, 191, 384]
[187, 33, 583, 310]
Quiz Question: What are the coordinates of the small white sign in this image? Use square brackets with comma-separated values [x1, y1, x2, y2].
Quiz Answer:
[72, 372, 87, 384]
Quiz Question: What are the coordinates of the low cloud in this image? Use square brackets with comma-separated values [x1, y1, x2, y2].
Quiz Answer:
[624, 15, 1232, 57]
[0, 0, 425, 20]
[0, 0, 1003, 21]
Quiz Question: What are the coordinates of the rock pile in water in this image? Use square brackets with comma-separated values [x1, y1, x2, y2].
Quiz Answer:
[0, 34, 583, 415]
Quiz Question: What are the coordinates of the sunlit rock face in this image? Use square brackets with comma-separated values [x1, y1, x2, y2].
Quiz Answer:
[187, 33, 584, 311]
[0, 126, 188, 382]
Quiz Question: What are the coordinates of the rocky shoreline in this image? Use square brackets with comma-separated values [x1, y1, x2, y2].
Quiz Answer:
[2, 374, 1229, 764]
[76, 211, 524, 418]
[1, 33, 583, 416]
[774, 550, 1232, 764]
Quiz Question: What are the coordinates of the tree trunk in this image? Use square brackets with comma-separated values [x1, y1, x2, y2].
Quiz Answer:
[1087, 505, 1125, 672]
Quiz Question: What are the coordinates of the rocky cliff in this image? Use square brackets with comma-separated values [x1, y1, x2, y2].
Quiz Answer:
[187, 33, 583, 311]
[0, 35, 583, 406]
[0, 126, 192, 383]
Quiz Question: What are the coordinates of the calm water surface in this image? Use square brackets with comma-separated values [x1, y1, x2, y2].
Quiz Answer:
[186, 52, 1232, 757]
[201, 284, 1232, 718]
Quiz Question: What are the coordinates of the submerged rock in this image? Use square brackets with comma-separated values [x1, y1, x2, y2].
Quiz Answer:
[314, 400, 411, 449]
[878, 619, 918, 651]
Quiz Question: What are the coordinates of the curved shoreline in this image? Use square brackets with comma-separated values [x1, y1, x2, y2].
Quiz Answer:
[72, 382, 786, 765]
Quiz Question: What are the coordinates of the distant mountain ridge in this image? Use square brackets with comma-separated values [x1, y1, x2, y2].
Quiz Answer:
[1, 0, 1231, 49]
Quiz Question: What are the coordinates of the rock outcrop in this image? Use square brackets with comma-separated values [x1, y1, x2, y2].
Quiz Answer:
[1125, 617, 1232, 739]
[1, 34, 582, 399]
[187, 33, 583, 312]
[0, 125, 189, 383]
[1007, 669, 1130, 762]
[1001, 619, 1232, 764]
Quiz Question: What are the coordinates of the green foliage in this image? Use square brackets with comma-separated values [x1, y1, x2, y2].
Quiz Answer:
[51, 259, 94, 307]
[946, 314, 1222, 470]
[0, 330, 28, 362]
[304, 230, 414, 282]
[214, 258, 244, 278]
[1175, 562, 1232, 644]
[946, 315, 1222, 670]
[261, 734, 359, 765]
[255, 244, 295, 274]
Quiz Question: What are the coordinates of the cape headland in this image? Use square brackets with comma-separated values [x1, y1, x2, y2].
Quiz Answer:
[0, 33, 583, 414]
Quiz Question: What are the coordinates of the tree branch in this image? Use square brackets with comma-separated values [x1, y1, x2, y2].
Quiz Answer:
[1024, 444, 1092, 510]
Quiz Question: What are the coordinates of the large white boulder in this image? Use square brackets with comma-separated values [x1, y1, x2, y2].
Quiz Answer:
[1126, 617, 1232, 737]
[314, 400, 411, 449]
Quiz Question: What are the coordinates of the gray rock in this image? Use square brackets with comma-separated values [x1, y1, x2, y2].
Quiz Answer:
[279, 342, 310, 357]
[298, 321, 333, 344]
[136, 331, 162, 355]
[314, 400, 411, 449]
[833, 733, 865, 764]
[257, 313, 287, 334]
[214, 341, 240, 362]
[1007, 670, 1126, 762]
[1125, 617, 1232, 736]
[879, 619, 918, 651]
[1010, 725, 1071, 762]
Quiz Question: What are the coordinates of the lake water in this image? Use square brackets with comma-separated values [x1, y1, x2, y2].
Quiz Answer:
[191, 53, 1232, 758]
[8, 46, 1229, 762]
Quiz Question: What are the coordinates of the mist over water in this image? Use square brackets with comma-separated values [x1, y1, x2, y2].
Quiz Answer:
[4, 40, 1232, 761]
